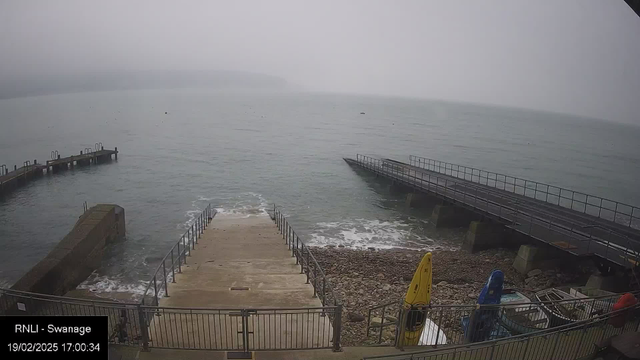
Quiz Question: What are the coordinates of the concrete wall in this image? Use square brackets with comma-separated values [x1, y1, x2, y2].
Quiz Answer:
[10, 204, 125, 295]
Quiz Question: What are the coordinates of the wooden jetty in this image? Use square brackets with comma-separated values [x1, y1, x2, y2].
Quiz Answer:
[0, 146, 118, 196]
[46, 147, 118, 171]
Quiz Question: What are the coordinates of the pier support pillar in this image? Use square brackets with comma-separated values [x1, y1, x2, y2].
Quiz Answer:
[463, 221, 505, 253]
[405, 192, 431, 208]
[431, 204, 471, 228]
[585, 274, 627, 293]
[512, 244, 562, 275]
[388, 181, 411, 195]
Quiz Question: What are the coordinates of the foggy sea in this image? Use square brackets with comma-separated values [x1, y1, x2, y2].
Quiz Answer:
[1, 89, 639, 299]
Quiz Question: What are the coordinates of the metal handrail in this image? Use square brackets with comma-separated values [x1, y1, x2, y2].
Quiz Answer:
[366, 290, 638, 346]
[368, 290, 640, 313]
[140, 304, 337, 311]
[395, 157, 636, 239]
[0, 286, 341, 351]
[270, 205, 344, 351]
[270, 204, 340, 307]
[354, 154, 640, 267]
[139, 204, 215, 306]
[364, 302, 640, 359]
[410, 155, 640, 229]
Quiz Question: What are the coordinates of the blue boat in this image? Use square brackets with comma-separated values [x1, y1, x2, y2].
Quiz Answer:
[463, 270, 504, 343]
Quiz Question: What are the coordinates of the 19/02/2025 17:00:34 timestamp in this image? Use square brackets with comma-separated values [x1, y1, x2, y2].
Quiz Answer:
[7, 342, 101, 353]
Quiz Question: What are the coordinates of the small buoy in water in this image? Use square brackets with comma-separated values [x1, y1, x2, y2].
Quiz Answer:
[360, 112, 365, 114]
[165, 111, 168, 114]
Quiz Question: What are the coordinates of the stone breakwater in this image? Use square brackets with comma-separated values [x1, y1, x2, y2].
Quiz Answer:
[312, 247, 598, 346]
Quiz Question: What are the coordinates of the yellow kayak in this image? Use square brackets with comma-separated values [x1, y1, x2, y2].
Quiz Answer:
[403, 252, 433, 346]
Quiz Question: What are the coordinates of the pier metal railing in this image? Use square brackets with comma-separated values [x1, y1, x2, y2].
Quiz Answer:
[366, 291, 635, 348]
[409, 155, 640, 230]
[363, 302, 640, 360]
[140, 204, 215, 306]
[270, 205, 341, 308]
[353, 155, 640, 268]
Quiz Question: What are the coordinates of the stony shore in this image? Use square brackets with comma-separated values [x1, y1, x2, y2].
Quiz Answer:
[313, 246, 598, 346]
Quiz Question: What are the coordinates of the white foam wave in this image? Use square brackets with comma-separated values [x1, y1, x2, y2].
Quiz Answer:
[309, 218, 443, 251]
[0, 278, 13, 289]
[76, 275, 148, 299]
[213, 192, 270, 219]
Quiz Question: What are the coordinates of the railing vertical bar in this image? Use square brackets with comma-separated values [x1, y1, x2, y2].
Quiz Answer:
[153, 275, 159, 306]
[170, 250, 176, 282]
[177, 240, 182, 273]
[183, 235, 188, 263]
[162, 260, 169, 297]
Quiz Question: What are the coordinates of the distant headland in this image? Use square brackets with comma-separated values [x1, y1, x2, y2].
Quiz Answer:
[0, 70, 290, 100]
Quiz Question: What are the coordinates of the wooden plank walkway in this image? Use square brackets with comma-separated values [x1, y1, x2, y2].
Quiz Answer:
[46, 149, 118, 169]
[0, 163, 47, 185]
[345, 155, 640, 268]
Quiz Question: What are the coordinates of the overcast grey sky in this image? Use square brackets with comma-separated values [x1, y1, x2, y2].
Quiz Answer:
[1, 0, 638, 124]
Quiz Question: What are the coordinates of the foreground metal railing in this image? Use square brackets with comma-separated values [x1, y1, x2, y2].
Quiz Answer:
[364, 302, 640, 360]
[367, 290, 633, 348]
[0, 288, 340, 352]
[409, 155, 640, 230]
[140, 204, 215, 306]
[352, 154, 640, 268]
[143, 305, 339, 351]
[270, 205, 341, 308]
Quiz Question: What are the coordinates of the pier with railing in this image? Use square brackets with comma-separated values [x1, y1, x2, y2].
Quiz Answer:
[0, 142, 118, 197]
[345, 154, 640, 270]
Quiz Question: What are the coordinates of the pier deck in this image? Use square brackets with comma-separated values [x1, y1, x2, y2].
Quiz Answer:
[345, 155, 640, 268]
[0, 147, 117, 196]
[0, 163, 47, 187]
[46, 149, 117, 168]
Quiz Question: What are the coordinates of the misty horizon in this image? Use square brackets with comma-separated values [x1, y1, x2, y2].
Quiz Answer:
[1, 1, 639, 124]
[0, 69, 294, 100]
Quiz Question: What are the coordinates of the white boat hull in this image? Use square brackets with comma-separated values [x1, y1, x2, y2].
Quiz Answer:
[418, 318, 447, 345]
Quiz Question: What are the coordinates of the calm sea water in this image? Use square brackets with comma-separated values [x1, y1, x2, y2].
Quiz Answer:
[1, 89, 639, 298]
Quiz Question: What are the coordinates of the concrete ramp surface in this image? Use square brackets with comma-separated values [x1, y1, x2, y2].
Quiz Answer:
[148, 215, 333, 350]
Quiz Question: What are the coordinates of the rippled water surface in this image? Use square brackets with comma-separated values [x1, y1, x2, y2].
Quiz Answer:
[1, 89, 639, 297]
